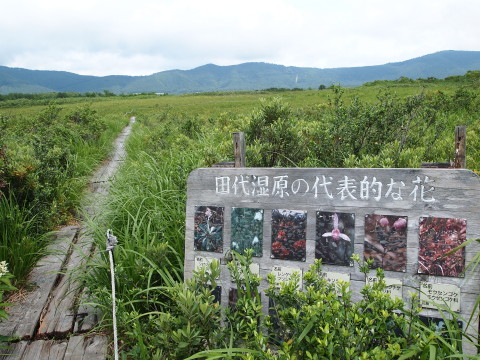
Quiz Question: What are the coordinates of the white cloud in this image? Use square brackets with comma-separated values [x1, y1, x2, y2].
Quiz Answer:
[1, 0, 479, 75]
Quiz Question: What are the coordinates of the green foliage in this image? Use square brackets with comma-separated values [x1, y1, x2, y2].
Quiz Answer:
[245, 97, 308, 167]
[109, 252, 472, 359]
[0, 261, 16, 322]
[0, 103, 123, 285]
[0, 192, 48, 283]
[263, 259, 408, 359]
[243, 85, 479, 171]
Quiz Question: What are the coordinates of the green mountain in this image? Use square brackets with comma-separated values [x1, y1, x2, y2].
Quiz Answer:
[1, 50, 479, 95]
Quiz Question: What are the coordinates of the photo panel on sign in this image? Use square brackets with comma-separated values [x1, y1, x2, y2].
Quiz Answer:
[231, 207, 264, 256]
[271, 209, 307, 261]
[418, 216, 466, 277]
[316, 211, 355, 266]
[364, 214, 408, 272]
[194, 206, 224, 253]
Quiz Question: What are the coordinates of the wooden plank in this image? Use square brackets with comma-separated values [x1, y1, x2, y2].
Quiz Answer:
[0, 227, 79, 339]
[37, 229, 95, 338]
[20, 340, 67, 360]
[213, 161, 235, 168]
[73, 288, 102, 333]
[0, 341, 28, 360]
[89, 119, 132, 184]
[420, 162, 451, 168]
[64, 335, 108, 360]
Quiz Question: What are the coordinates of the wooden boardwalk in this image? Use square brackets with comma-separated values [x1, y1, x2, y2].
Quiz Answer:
[0, 118, 134, 359]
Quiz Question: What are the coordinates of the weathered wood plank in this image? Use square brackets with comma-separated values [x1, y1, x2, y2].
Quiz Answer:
[73, 288, 102, 333]
[89, 120, 132, 184]
[233, 132, 246, 167]
[20, 340, 68, 360]
[0, 227, 79, 339]
[0, 341, 28, 360]
[37, 229, 95, 338]
[64, 335, 108, 360]
[454, 126, 466, 169]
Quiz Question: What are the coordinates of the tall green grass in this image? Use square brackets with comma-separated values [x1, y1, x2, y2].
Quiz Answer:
[0, 193, 46, 283]
[0, 105, 128, 285]
[81, 117, 208, 329]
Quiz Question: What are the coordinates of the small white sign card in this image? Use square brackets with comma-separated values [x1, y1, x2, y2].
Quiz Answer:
[366, 276, 403, 300]
[271, 265, 303, 289]
[420, 281, 461, 312]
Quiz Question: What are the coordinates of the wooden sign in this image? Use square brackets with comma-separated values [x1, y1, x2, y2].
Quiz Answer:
[184, 167, 480, 354]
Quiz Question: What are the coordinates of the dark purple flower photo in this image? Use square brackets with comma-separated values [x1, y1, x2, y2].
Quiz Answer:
[418, 216, 466, 277]
[316, 212, 355, 266]
[364, 214, 408, 272]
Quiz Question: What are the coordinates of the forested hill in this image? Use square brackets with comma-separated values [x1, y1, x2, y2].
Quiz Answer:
[1, 50, 480, 95]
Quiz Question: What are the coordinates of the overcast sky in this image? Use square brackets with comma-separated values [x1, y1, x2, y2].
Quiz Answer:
[1, 0, 479, 76]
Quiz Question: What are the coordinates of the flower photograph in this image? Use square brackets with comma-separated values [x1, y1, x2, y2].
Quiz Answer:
[418, 216, 466, 277]
[231, 208, 264, 256]
[271, 209, 307, 261]
[364, 214, 408, 272]
[194, 206, 224, 252]
[316, 211, 355, 266]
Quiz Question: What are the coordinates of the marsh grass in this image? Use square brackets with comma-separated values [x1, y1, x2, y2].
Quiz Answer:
[0, 192, 47, 283]
[0, 105, 127, 285]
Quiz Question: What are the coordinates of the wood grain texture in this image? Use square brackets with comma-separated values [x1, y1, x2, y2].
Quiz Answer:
[37, 229, 95, 338]
[0, 227, 79, 339]
[64, 335, 108, 360]
[0, 341, 28, 360]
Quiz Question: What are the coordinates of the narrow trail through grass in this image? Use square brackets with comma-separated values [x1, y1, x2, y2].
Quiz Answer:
[0, 117, 135, 360]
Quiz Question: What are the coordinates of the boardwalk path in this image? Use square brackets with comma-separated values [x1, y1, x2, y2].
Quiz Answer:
[0, 117, 135, 359]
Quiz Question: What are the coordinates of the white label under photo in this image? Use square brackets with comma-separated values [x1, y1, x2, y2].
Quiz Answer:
[366, 276, 403, 300]
[194, 256, 220, 279]
[321, 271, 351, 294]
[271, 265, 303, 289]
[420, 282, 460, 312]
[233, 262, 260, 282]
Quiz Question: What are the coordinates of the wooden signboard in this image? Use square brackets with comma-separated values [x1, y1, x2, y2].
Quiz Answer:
[184, 168, 480, 354]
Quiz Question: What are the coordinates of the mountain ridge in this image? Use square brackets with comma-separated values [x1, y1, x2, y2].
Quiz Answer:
[1, 50, 479, 95]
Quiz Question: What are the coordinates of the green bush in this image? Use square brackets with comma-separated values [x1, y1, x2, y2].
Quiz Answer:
[107, 251, 470, 360]
[245, 97, 308, 167]
[0, 104, 122, 285]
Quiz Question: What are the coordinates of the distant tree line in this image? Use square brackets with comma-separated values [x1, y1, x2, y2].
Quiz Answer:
[363, 70, 480, 87]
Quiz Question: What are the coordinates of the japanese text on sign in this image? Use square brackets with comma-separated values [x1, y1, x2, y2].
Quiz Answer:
[420, 282, 460, 312]
[271, 265, 303, 289]
[215, 174, 435, 203]
[233, 262, 260, 282]
[194, 256, 220, 279]
[366, 276, 403, 300]
[321, 271, 351, 294]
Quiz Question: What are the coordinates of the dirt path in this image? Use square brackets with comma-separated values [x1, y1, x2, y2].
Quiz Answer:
[0, 117, 135, 360]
